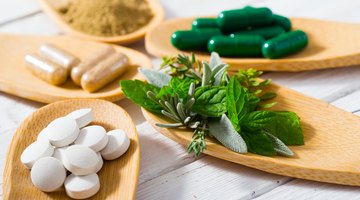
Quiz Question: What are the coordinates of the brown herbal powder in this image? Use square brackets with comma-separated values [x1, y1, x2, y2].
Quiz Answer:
[59, 0, 153, 37]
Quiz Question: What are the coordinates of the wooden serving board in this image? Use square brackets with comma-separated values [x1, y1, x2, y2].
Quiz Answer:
[0, 34, 152, 103]
[3, 99, 140, 200]
[142, 82, 360, 186]
[145, 17, 360, 71]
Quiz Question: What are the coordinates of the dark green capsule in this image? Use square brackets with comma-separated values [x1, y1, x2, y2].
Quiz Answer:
[217, 7, 273, 33]
[230, 25, 285, 39]
[192, 18, 218, 29]
[262, 30, 308, 59]
[171, 28, 222, 50]
[208, 35, 265, 57]
[272, 14, 292, 31]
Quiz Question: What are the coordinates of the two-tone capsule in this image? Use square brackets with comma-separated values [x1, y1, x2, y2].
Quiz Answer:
[192, 18, 218, 29]
[262, 30, 308, 59]
[171, 28, 222, 50]
[217, 7, 273, 33]
[230, 25, 285, 39]
[208, 35, 265, 57]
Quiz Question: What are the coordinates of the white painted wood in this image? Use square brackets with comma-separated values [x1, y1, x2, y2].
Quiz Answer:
[332, 90, 360, 114]
[0, 0, 41, 24]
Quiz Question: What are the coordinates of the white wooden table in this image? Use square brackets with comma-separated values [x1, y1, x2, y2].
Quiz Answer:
[1, 0, 360, 199]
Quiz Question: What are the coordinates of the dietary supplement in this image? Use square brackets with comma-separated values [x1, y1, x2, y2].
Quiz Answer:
[40, 43, 80, 72]
[231, 25, 285, 39]
[272, 14, 292, 31]
[171, 28, 222, 50]
[192, 18, 218, 29]
[262, 30, 308, 59]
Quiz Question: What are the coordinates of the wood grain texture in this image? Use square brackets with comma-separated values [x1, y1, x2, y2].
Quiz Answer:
[145, 17, 360, 71]
[2, 99, 140, 200]
[0, 34, 152, 103]
[38, 0, 164, 44]
[142, 82, 360, 186]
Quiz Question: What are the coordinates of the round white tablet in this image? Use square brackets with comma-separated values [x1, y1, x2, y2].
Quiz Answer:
[31, 157, 66, 192]
[20, 140, 54, 169]
[53, 146, 68, 164]
[74, 125, 108, 152]
[47, 117, 79, 147]
[37, 127, 49, 142]
[100, 129, 130, 160]
[63, 145, 98, 175]
[65, 173, 100, 199]
[67, 108, 93, 128]
[95, 153, 103, 173]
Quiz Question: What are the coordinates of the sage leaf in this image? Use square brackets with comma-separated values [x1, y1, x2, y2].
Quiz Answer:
[264, 132, 294, 157]
[201, 62, 212, 86]
[139, 68, 171, 88]
[226, 77, 248, 131]
[209, 52, 222, 69]
[120, 80, 162, 113]
[192, 86, 227, 117]
[208, 114, 247, 153]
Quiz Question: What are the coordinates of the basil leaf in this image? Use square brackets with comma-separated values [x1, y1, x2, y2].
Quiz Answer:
[242, 131, 276, 156]
[264, 111, 304, 145]
[264, 132, 294, 157]
[226, 77, 248, 131]
[120, 80, 162, 114]
[139, 68, 171, 88]
[243, 110, 276, 131]
[192, 86, 227, 117]
[208, 114, 247, 153]
[156, 77, 193, 100]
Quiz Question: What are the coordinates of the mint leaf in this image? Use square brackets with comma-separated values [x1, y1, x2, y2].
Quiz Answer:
[208, 114, 247, 153]
[243, 110, 276, 131]
[156, 77, 193, 100]
[192, 86, 226, 117]
[139, 68, 171, 88]
[226, 77, 248, 131]
[264, 111, 304, 145]
[242, 130, 276, 156]
[120, 80, 162, 114]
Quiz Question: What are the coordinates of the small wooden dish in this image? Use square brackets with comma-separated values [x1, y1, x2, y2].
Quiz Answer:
[3, 99, 139, 199]
[142, 82, 360, 186]
[145, 17, 360, 71]
[0, 34, 152, 103]
[39, 0, 164, 44]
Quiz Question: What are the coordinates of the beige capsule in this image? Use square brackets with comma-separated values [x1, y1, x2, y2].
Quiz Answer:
[39, 43, 80, 72]
[81, 53, 129, 93]
[71, 46, 115, 86]
[25, 54, 68, 85]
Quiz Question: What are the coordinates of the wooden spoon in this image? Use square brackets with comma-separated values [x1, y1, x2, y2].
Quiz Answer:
[3, 99, 139, 199]
[146, 17, 360, 71]
[142, 82, 360, 186]
[0, 34, 152, 103]
[39, 0, 164, 44]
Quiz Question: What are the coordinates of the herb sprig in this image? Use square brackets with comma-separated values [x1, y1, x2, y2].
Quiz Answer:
[120, 52, 304, 157]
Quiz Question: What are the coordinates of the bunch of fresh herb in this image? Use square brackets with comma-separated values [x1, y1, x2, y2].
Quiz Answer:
[120, 52, 304, 157]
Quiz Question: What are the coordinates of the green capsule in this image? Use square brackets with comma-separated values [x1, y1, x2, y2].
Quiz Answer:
[217, 7, 273, 33]
[230, 26, 285, 39]
[272, 14, 292, 31]
[171, 28, 222, 50]
[192, 18, 218, 29]
[262, 30, 308, 59]
[208, 35, 265, 57]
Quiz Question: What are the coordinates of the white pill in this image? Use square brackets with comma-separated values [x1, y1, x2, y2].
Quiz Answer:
[95, 153, 103, 173]
[65, 173, 100, 199]
[63, 145, 98, 175]
[74, 125, 108, 152]
[100, 129, 130, 160]
[31, 157, 66, 192]
[53, 146, 68, 164]
[66, 108, 93, 128]
[37, 127, 49, 142]
[47, 117, 79, 147]
[20, 140, 54, 169]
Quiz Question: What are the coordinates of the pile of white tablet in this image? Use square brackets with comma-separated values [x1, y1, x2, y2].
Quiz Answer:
[20, 108, 130, 199]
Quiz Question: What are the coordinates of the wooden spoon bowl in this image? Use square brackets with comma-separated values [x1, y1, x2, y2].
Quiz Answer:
[3, 99, 139, 200]
[39, 0, 164, 44]
[146, 17, 360, 71]
[142, 82, 360, 186]
[0, 34, 152, 103]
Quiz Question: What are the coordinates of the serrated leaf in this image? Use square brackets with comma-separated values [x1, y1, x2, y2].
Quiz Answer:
[244, 110, 276, 131]
[209, 52, 222, 69]
[226, 77, 248, 131]
[139, 68, 171, 88]
[208, 114, 247, 153]
[265, 132, 294, 157]
[242, 130, 276, 156]
[192, 86, 227, 117]
[156, 77, 193, 100]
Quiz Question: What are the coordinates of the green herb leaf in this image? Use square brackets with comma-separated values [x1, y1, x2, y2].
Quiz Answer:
[242, 130, 276, 156]
[120, 80, 162, 113]
[192, 86, 227, 117]
[264, 132, 294, 157]
[209, 52, 222, 69]
[243, 110, 276, 131]
[139, 68, 171, 88]
[259, 92, 277, 101]
[201, 62, 212, 86]
[264, 111, 304, 145]
[226, 77, 248, 131]
[156, 77, 193, 100]
[208, 114, 247, 153]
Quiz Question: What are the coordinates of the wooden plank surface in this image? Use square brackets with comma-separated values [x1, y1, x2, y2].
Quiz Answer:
[1, 0, 360, 199]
